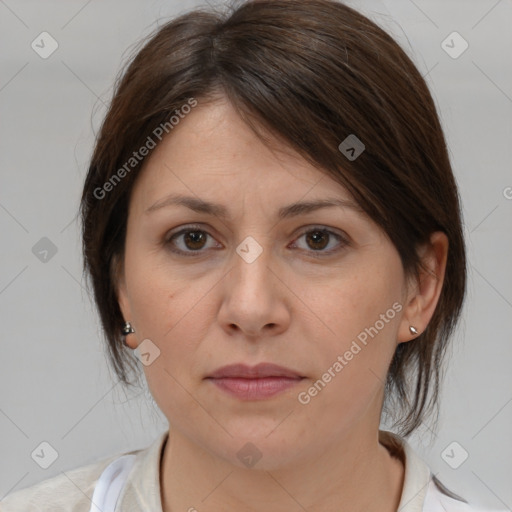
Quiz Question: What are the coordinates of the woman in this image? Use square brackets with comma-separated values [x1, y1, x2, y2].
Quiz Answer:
[1, 0, 506, 511]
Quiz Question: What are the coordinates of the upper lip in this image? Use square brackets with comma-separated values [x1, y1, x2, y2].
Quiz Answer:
[206, 363, 304, 379]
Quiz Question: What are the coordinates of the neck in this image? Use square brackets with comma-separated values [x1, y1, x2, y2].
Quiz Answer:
[159, 425, 404, 512]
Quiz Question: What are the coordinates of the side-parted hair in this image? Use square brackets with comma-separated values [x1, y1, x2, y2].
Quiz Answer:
[80, 0, 466, 438]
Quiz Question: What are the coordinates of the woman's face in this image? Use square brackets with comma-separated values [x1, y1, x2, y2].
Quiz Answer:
[117, 96, 420, 469]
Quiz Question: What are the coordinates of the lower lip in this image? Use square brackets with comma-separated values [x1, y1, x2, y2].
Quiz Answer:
[207, 377, 304, 400]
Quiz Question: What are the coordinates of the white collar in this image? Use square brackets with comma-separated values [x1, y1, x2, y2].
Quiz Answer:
[118, 429, 472, 512]
[380, 430, 433, 512]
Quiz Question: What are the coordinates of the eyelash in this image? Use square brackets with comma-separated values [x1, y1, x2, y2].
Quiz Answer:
[164, 224, 349, 258]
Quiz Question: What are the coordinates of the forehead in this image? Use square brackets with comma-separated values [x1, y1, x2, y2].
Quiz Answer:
[130, 97, 359, 216]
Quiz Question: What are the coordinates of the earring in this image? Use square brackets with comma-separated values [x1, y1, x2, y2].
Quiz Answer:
[122, 321, 135, 335]
[409, 325, 419, 335]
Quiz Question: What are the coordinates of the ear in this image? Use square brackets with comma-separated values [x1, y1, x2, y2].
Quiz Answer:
[397, 231, 449, 344]
[112, 253, 137, 349]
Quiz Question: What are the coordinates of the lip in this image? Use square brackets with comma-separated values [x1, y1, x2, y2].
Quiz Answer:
[208, 377, 303, 400]
[206, 363, 304, 379]
[205, 363, 305, 400]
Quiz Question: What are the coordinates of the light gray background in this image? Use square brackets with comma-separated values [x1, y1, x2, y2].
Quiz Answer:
[1, 0, 511, 509]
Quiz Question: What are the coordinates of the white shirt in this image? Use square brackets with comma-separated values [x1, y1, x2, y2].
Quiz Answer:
[0, 429, 508, 512]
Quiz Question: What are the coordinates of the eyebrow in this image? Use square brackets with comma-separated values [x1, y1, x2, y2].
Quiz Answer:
[145, 193, 364, 220]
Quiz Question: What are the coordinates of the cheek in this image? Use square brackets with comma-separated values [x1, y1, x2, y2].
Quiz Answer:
[301, 256, 403, 410]
[130, 273, 211, 356]
[315, 257, 403, 347]
[125, 243, 196, 336]
[127, 261, 215, 422]
[124, 247, 219, 375]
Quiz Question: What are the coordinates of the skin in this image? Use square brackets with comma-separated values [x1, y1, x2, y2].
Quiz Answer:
[116, 95, 448, 512]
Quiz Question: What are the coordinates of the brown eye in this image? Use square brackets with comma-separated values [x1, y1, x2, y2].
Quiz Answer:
[182, 230, 207, 250]
[305, 230, 330, 250]
[292, 227, 348, 257]
[165, 226, 220, 256]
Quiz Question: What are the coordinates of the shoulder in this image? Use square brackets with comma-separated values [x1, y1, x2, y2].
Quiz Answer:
[379, 430, 509, 512]
[424, 479, 511, 512]
[0, 448, 139, 512]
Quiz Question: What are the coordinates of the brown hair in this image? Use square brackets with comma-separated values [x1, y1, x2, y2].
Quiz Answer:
[80, 0, 466, 438]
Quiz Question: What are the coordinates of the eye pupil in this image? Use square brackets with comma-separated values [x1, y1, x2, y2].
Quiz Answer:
[306, 230, 329, 250]
[185, 231, 206, 250]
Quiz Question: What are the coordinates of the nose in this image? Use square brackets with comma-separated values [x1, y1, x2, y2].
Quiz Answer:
[217, 242, 291, 339]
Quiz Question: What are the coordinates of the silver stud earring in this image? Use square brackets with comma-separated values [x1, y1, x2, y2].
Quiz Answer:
[122, 321, 135, 335]
[409, 325, 418, 335]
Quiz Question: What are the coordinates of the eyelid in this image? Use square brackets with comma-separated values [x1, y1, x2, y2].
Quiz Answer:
[290, 226, 350, 256]
[164, 224, 350, 257]
[293, 224, 348, 242]
[165, 224, 222, 254]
